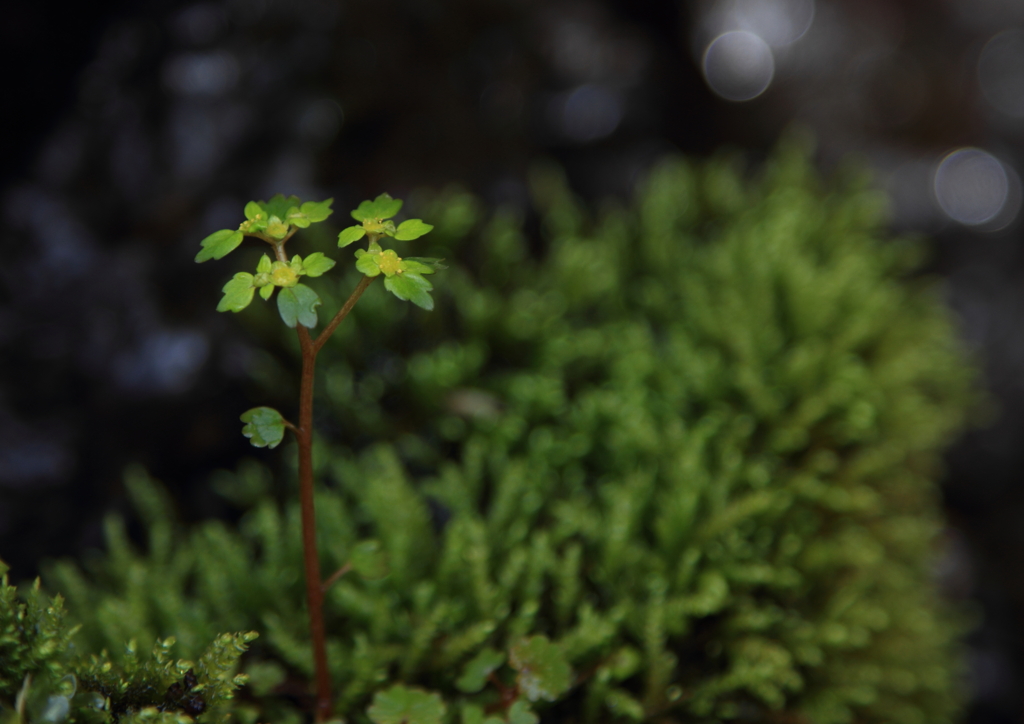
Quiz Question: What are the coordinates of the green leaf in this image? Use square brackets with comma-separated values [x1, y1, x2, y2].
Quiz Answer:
[355, 249, 382, 277]
[507, 701, 538, 724]
[338, 226, 367, 247]
[384, 273, 434, 310]
[402, 259, 444, 275]
[240, 407, 286, 449]
[196, 229, 244, 262]
[262, 194, 301, 220]
[456, 648, 506, 693]
[217, 273, 256, 312]
[259, 285, 274, 301]
[301, 199, 334, 222]
[404, 257, 447, 271]
[257, 254, 273, 273]
[352, 193, 403, 221]
[277, 283, 322, 328]
[286, 206, 311, 228]
[301, 252, 336, 277]
[461, 703, 485, 724]
[244, 201, 264, 221]
[605, 647, 641, 681]
[367, 685, 446, 724]
[395, 219, 434, 240]
[349, 540, 389, 580]
[508, 636, 572, 703]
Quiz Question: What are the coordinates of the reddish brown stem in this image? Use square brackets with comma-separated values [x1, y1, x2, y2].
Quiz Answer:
[295, 325, 332, 723]
[292, 275, 378, 723]
[313, 275, 375, 354]
[484, 673, 519, 714]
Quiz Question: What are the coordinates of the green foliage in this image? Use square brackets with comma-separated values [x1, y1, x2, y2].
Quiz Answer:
[276, 284, 322, 329]
[0, 560, 254, 724]
[195, 231, 244, 263]
[0, 561, 77, 709]
[348, 541, 389, 581]
[45, 144, 975, 724]
[197, 195, 334, 264]
[239, 408, 286, 450]
[508, 637, 571, 703]
[200, 193, 439, 330]
[352, 194, 404, 223]
[456, 650, 505, 694]
[367, 685, 445, 724]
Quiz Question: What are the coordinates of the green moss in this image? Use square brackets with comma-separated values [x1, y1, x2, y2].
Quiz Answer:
[37, 140, 976, 724]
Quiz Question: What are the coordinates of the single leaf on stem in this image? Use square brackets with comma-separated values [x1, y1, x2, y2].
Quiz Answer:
[395, 219, 434, 240]
[508, 636, 572, 703]
[338, 226, 367, 247]
[384, 273, 434, 310]
[277, 283, 322, 328]
[217, 273, 256, 312]
[349, 539, 389, 580]
[240, 407, 287, 449]
[367, 685, 446, 724]
[301, 252, 336, 277]
[196, 229, 244, 262]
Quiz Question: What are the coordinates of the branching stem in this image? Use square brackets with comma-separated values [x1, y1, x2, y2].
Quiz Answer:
[292, 274, 376, 723]
[322, 562, 352, 592]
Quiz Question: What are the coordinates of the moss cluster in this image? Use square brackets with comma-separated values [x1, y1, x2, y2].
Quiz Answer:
[13, 141, 976, 724]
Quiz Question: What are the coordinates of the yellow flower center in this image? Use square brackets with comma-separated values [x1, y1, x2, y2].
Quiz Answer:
[271, 265, 299, 287]
[378, 250, 403, 276]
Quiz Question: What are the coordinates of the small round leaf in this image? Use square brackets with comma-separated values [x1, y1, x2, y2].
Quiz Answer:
[349, 539, 389, 580]
[508, 636, 572, 703]
[384, 273, 434, 310]
[240, 407, 286, 449]
[277, 283, 322, 328]
[367, 685, 445, 724]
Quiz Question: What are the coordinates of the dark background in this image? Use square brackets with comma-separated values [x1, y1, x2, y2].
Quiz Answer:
[2, 0, 1023, 721]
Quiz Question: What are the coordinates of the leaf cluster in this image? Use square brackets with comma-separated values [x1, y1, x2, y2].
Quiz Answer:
[199, 192, 442, 330]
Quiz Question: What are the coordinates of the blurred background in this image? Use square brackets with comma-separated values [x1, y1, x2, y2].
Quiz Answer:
[1, 0, 1023, 721]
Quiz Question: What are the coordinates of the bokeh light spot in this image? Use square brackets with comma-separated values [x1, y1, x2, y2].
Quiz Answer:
[703, 31, 775, 102]
[556, 84, 623, 142]
[710, 0, 815, 48]
[933, 148, 1012, 226]
[162, 50, 240, 96]
[978, 29, 1024, 118]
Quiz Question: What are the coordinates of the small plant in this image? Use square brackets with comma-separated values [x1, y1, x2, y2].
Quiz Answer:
[194, 192, 443, 722]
